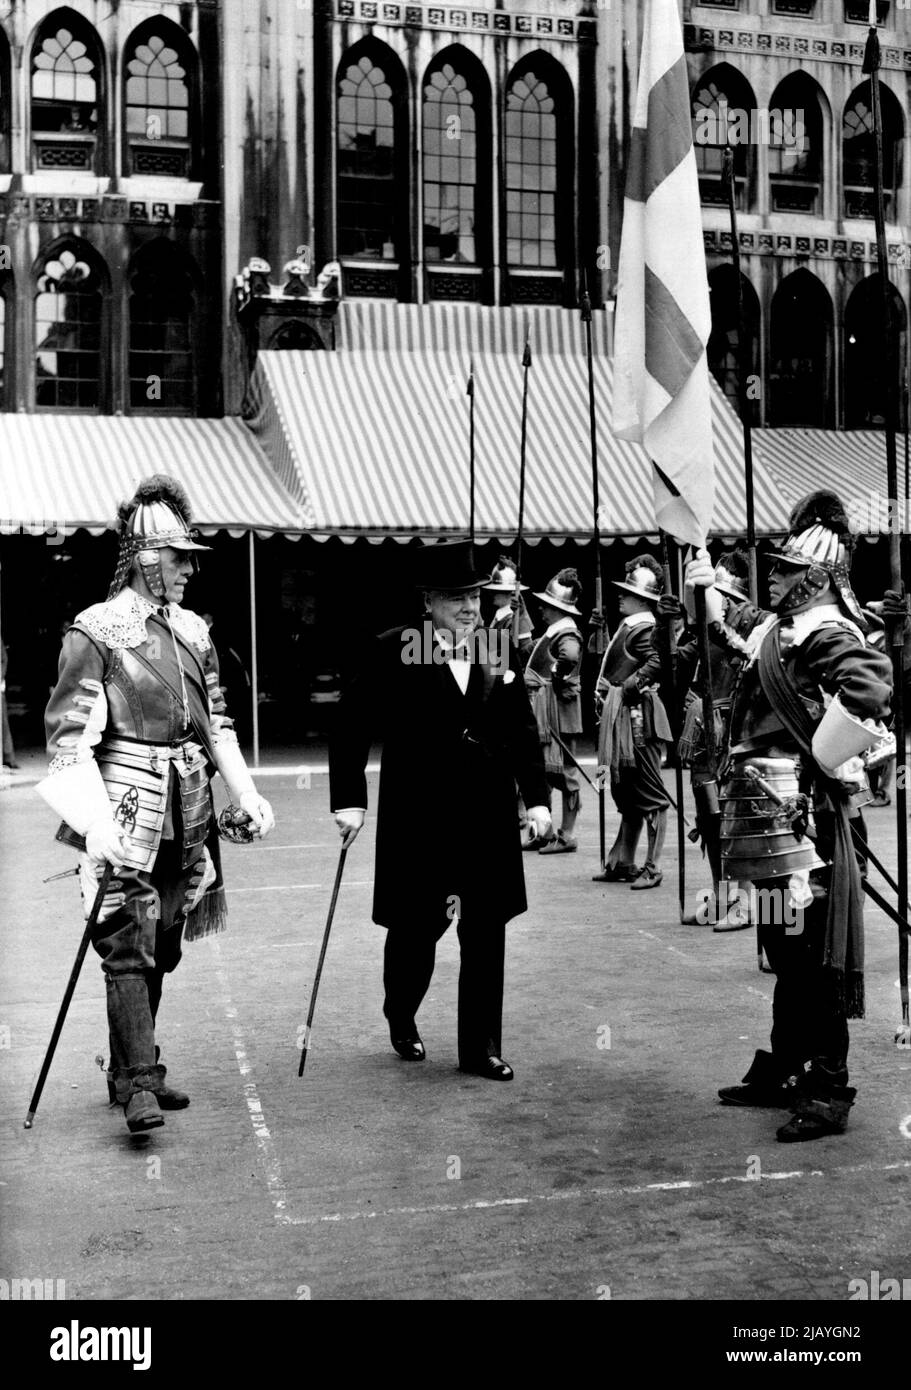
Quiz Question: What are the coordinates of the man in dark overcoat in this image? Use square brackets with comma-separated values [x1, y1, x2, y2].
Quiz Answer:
[329, 542, 551, 1080]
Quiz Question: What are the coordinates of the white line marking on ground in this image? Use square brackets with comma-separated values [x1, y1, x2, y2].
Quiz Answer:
[900, 1114, 911, 1140]
[276, 1159, 911, 1228]
[210, 938, 289, 1221]
[243, 843, 332, 852]
[226, 882, 372, 894]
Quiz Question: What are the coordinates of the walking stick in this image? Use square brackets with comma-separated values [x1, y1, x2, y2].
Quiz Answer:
[467, 360, 476, 546]
[24, 862, 115, 1129]
[581, 273, 608, 868]
[660, 532, 688, 921]
[863, 5, 909, 1045]
[298, 841, 349, 1077]
[512, 332, 532, 650]
[721, 147, 758, 605]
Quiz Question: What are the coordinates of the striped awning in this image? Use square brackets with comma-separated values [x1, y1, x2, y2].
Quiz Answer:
[0, 413, 307, 538]
[753, 427, 907, 537]
[243, 302, 784, 543]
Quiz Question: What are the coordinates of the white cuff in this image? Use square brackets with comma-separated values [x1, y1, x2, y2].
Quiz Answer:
[35, 759, 112, 835]
[812, 696, 883, 778]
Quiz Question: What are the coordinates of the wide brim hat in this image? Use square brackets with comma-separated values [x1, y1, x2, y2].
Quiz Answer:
[714, 569, 750, 602]
[612, 577, 661, 602]
[413, 540, 491, 593]
[485, 563, 529, 593]
[532, 579, 581, 616]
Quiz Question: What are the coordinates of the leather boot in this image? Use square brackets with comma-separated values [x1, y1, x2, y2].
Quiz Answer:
[111, 1064, 165, 1133]
[777, 1061, 854, 1141]
[718, 1049, 803, 1107]
[106, 975, 161, 1132]
[777, 1086, 856, 1142]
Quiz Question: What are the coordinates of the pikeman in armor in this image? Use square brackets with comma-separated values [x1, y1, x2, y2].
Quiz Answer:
[664, 549, 765, 929]
[483, 557, 533, 662]
[38, 476, 275, 1134]
[522, 569, 585, 853]
[594, 556, 673, 889]
[688, 490, 892, 1142]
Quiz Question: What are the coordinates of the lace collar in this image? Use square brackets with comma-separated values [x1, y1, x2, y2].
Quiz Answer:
[76, 587, 212, 653]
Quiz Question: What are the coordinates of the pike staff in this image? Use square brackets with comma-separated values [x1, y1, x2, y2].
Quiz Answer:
[581, 271, 608, 867]
[863, 1, 909, 1045]
[660, 531, 688, 921]
[721, 145, 758, 605]
[467, 359, 476, 545]
[512, 331, 532, 648]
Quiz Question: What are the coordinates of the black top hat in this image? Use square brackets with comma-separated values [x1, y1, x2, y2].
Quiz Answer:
[413, 541, 492, 593]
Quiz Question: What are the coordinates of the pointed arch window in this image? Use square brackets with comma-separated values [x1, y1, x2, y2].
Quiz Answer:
[423, 63, 479, 264]
[845, 275, 908, 430]
[35, 247, 105, 409]
[504, 71, 559, 269]
[128, 243, 196, 412]
[768, 76, 824, 215]
[31, 13, 103, 171]
[123, 23, 196, 178]
[769, 270, 833, 427]
[707, 265, 761, 424]
[843, 83, 903, 220]
[337, 51, 406, 262]
[692, 68, 756, 210]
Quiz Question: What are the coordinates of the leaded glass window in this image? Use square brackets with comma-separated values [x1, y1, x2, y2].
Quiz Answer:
[35, 248, 103, 409]
[504, 72, 557, 269]
[32, 25, 98, 133]
[337, 55, 399, 260]
[423, 64, 478, 264]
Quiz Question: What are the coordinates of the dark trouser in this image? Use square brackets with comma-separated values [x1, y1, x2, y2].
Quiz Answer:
[89, 839, 203, 1071]
[757, 881, 849, 1086]
[383, 914, 507, 1067]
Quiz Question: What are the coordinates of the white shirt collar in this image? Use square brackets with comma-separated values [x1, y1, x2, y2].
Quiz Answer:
[545, 615, 577, 639]
[434, 627, 471, 656]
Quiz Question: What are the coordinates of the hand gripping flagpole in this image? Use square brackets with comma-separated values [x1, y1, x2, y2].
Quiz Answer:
[580, 271, 608, 868]
[863, 2, 909, 1046]
[721, 145, 758, 605]
[512, 329, 532, 649]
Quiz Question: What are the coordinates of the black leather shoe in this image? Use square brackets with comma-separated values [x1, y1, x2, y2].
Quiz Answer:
[459, 1056, 514, 1081]
[391, 1033, 425, 1061]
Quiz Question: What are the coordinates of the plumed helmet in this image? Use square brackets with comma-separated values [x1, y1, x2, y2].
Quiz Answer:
[767, 490, 866, 628]
[533, 567, 582, 616]
[714, 547, 750, 602]
[108, 474, 210, 600]
[484, 556, 529, 593]
[612, 554, 663, 603]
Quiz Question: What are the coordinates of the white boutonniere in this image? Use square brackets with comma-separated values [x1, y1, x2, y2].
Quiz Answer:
[501, 670, 516, 685]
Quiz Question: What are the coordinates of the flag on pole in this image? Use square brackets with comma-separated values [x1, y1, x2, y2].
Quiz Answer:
[612, 0, 715, 548]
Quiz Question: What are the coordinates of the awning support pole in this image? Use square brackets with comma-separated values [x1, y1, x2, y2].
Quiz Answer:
[249, 532, 260, 769]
